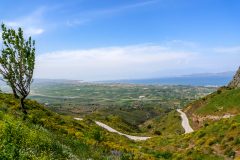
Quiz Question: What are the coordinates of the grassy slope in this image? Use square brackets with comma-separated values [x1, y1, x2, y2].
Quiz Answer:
[142, 115, 240, 159]
[0, 93, 154, 160]
[136, 87, 240, 159]
[195, 87, 240, 115]
[85, 105, 166, 135]
[184, 87, 240, 129]
[140, 110, 184, 136]
[185, 87, 240, 116]
[85, 106, 184, 136]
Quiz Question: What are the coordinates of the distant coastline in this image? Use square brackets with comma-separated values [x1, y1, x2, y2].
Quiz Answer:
[0, 71, 234, 87]
[100, 72, 234, 87]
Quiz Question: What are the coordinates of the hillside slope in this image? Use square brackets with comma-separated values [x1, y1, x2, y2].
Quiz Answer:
[142, 114, 240, 159]
[0, 93, 154, 159]
[136, 70, 240, 159]
[140, 110, 184, 136]
[184, 67, 240, 130]
[184, 87, 240, 129]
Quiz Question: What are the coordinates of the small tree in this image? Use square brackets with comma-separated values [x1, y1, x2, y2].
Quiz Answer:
[0, 24, 35, 114]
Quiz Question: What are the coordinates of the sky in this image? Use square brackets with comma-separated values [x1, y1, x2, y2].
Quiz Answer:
[0, 0, 240, 81]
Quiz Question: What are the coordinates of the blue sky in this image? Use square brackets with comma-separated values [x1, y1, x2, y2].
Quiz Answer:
[0, 0, 240, 80]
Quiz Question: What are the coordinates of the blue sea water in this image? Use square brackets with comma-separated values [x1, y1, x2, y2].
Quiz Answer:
[107, 75, 233, 87]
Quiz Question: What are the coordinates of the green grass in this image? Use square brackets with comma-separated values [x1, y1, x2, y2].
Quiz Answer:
[140, 110, 184, 136]
[141, 115, 240, 159]
[85, 105, 165, 135]
[0, 93, 155, 159]
[0, 84, 239, 159]
[195, 87, 240, 115]
[0, 115, 90, 159]
[0, 94, 96, 159]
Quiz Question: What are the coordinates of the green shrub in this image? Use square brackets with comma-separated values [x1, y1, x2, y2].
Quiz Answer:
[155, 151, 172, 159]
[147, 124, 152, 129]
[120, 152, 133, 160]
[0, 116, 77, 159]
[234, 137, 240, 144]
[154, 130, 162, 135]
[198, 131, 206, 138]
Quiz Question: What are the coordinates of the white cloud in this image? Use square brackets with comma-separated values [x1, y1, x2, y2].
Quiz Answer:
[166, 40, 198, 48]
[4, 8, 45, 36]
[213, 46, 240, 53]
[35, 44, 197, 81]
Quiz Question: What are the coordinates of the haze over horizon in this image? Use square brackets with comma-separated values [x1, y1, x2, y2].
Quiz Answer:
[0, 0, 240, 81]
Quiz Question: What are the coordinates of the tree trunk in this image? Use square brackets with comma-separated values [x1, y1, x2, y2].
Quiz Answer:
[10, 83, 19, 99]
[20, 98, 27, 114]
[12, 88, 19, 99]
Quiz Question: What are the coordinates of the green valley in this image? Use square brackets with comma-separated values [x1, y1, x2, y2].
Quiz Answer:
[27, 82, 215, 135]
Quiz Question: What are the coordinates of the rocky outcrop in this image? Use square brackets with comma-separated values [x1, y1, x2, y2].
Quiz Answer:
[228, 67, 240, 88]
[191, 113, 235, 128]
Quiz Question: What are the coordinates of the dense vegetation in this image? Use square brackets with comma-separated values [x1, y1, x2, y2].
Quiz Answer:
[140, 110, 184, 136]
[0, 93, 155, 159]
[1, 88, 240, 159]
[141, 114, 240, 159]
[0, 81, 240, 159]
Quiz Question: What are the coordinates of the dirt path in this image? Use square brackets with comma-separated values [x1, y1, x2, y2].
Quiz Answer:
[95, 121, 151, 141]
[75, 109, 193, 140]
[177, 109, 194, 133]
[74, 118, 151, 141]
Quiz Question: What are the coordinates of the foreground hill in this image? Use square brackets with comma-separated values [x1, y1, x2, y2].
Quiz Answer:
[184, 87, 240, 129]
[0, 93, 155, 159]
[142, 114, 240, 159]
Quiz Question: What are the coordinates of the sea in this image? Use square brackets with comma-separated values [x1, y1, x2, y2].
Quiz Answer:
[104, 73, 234, 87]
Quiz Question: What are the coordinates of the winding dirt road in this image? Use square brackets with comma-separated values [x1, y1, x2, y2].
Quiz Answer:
[74, 118, 150, 141]
[95, 121, 151, 141]
[177, 109, 194, 133]
[74, 109, 193, 141]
